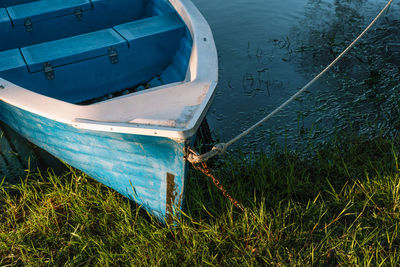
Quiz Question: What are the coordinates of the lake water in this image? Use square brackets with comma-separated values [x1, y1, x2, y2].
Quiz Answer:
[193, 0, 400, 151]
[1, 0, 400, 177]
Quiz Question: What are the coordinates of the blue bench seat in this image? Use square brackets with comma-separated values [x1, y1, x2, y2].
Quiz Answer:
[0, 13, 187, 103]
[0, 0, 150, 52]
[7, 0, 91, 26]
[17, 12, 185, 74]
[22, 29, 128, 72]
[114, 12, 185, 46]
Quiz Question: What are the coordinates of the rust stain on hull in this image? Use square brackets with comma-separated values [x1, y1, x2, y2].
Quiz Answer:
[166, 172, 177, 223]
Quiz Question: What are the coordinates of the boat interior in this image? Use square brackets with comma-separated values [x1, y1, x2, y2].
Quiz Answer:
[0, 0, 193, 104]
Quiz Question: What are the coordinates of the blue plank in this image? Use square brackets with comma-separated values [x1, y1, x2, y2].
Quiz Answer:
[0, 49, 27, 72]
[7, 0, 91, 25]
[0, 8, 10, 32]
[21, 29, 128, 72]
[114, 13, 185, 46]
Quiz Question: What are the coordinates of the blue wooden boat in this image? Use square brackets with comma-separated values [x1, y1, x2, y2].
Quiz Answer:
[0, 0, 217, 221]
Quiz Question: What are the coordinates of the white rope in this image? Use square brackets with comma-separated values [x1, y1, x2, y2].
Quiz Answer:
[187, 0, 394, 164]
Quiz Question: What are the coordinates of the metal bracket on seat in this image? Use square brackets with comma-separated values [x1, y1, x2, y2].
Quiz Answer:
[74, 7, 83, 21]
[108, 46, 118, 64]
[24, 18, 33, 32]
[43, 62, 55, 80]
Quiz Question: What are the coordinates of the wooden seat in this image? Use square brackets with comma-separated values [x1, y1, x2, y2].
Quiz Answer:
[0, 0, 149, 52]
[0, 12, 187, 103]
[21, 29, 128, 72]
[114, 12, 184, 47]
[7, 0, 91, 26]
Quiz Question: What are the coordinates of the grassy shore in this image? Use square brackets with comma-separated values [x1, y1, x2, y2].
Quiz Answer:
[1, 134, 400, 265]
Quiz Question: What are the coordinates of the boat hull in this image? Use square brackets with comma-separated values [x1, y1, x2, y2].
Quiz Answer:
[0, 100, 187, 221]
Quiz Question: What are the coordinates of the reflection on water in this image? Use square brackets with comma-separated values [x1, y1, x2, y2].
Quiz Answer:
[1, 0, 400, 177]
[292, 0, 400, 139]
[193, 0, 400, 151]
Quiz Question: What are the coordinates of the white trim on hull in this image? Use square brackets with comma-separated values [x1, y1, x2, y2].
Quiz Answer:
[0, 0, 218, 140]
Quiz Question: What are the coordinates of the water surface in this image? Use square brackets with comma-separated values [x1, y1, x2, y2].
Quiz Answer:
[193, 0, 400, 151]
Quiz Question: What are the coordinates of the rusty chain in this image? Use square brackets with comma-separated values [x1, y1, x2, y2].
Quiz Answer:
[188, 147, 245, 212]
[188, 148, 276, 239]
[189, 151, 274, 239]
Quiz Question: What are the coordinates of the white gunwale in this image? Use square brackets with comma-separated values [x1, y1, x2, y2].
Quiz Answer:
[0, 0, 218, 140]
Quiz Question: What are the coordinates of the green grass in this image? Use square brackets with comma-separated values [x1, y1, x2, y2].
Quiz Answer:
[1, 134, 400, 265]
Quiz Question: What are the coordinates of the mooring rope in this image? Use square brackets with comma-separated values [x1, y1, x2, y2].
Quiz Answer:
[187, 0, 394, 164]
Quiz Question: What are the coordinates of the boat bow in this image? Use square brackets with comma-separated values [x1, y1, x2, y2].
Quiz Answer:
[0, 0, 218, 140]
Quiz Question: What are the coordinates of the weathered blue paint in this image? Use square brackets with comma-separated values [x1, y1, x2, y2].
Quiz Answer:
[0, 0, 195, 221]
[0, 101, 188, 220]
